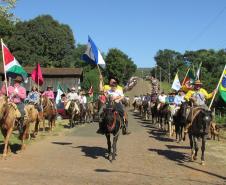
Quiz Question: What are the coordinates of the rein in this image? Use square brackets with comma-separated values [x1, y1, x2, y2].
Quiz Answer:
[107, 111, 120, 132]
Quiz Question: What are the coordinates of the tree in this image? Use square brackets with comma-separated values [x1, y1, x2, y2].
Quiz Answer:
[0, 0, 17, 20]
[7, 15, 75, 67]
[105, 48, 137, 85]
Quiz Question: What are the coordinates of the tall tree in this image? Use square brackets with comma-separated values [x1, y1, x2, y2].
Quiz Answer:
[105, 48, 137, 85]
[0, 0, 17, 20]
[7, 15, 75, 67]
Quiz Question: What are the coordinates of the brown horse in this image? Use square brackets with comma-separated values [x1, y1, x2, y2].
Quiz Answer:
[0, 96, 37, 157]
[40, 96, 57, 131]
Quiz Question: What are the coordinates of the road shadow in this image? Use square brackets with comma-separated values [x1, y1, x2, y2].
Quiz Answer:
[148, 129, 175, 142]
[52, 142, 72, 145]
[73, 145, 108, 159]
[166, 144, 190, 150]
[0, 143, 21, 154]
[179, 163, 226, 181]
[148, 148, 190, 164]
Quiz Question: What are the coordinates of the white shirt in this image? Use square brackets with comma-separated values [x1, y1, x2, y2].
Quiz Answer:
[107, 89, 124, 99]
[79, 95, 87, 104]
[158, 94, 167, 103]
[67, 92, 79, 101]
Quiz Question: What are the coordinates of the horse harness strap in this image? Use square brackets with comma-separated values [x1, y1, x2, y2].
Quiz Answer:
[107, 111, 121, 132]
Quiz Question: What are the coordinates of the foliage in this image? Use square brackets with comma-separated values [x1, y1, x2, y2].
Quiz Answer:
[105, 48, 137, 85]
[0, 0, 17, 20]
[153, 49, 226, 113]
[7, 15, 75, 67]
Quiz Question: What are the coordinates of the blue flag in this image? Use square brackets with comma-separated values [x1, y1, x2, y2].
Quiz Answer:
[82, 36, 106, 68]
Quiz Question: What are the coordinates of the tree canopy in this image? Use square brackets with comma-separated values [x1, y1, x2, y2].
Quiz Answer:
[6, 15, 75, 67]
[105, 48, 137, 85]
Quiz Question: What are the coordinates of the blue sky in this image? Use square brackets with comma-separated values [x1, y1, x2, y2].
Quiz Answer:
[13, 0, 226, 68]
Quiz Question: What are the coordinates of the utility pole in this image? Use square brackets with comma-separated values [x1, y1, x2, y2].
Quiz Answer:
[159, 66, 161, 91]
[168, 60, 171, 84]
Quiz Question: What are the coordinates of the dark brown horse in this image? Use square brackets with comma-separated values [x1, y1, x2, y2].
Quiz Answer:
[0, 96, 36, 157]
[188, 109, 212, 165]
[101, 97, 121, 161]
[41, 96, 56, 131]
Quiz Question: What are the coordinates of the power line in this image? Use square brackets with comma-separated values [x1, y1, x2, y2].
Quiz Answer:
[185, 5, 226, 50]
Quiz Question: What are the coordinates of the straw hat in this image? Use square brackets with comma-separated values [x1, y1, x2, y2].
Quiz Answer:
[194, 80, 202, 85]
[71, 87, 76, 91]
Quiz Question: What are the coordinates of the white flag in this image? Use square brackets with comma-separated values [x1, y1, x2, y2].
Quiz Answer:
[171, 72, 181, 91]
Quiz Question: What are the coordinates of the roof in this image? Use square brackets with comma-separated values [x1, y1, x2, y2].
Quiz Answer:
[0, 66, 83, 77]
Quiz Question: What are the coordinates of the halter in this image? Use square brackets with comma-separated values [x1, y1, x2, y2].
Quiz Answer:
[107, 111, 121, 132]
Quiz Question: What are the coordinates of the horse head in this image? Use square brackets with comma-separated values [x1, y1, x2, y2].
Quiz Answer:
[0, 95, 8, 120]
[194, 109, 212, 135]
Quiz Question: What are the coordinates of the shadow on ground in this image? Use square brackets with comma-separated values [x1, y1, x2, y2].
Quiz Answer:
[0, 143, 21, 154]
[148, 148, 190, 164]
[73, 145, 108, 159]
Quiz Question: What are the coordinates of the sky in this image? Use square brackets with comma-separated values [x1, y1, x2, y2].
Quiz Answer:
[12, 0, 226, 68]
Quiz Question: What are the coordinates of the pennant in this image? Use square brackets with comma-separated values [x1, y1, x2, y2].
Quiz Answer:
[31, 63, 44, 85]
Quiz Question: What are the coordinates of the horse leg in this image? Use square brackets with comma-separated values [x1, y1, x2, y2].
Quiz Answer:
[189, 133, 195, 161]
[105, 134, 111, 160]
[21, 123, 30, 151]
[112, 134, 119, 160]
[3, 127, 13, 158]
[193, 137, 199, 161]
[43, 118, 46, 132]
[201, 135, 206, 165]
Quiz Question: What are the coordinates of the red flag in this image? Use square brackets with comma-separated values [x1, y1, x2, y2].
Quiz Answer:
[31, 64, 44, 85]
[88, 85, 94, 96]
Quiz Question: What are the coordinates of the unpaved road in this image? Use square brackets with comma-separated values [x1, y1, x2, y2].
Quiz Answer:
[0, 79, 226, 185]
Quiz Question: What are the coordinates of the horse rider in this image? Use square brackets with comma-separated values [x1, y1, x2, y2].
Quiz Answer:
[65, 87, 79, 113]
[26, 85, 42, 114]
[174, 89, 185, 106]
[185, 80, 216, 110]
[157, 91, 167, 110]
[79, 90, 87, 105]
[184, 80, 216, 130]
[42, 85, 55, 104]
[97, 75, 130, 135]
[2, 76, 26, 133]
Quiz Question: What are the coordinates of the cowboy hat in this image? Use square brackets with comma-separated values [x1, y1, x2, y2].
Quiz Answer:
[194, 80, 202, 85]
[14, 76, 23, 82]
[71, 87, 76, 91]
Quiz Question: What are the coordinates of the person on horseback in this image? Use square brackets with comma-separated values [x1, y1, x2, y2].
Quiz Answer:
[26, 85, 42, 113]
[184, 80, 216, 133]
[157, 91, 167, 110]
[42, 86, 55, 103]
[184, 80, 215, 110]
[97, 75, 130, 135]
[65, 87, 79, 112]
[5, 76, 26, 133]
[174, 89, 185, 106]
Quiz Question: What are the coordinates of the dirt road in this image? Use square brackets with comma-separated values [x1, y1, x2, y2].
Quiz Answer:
[0, 79, 226, 185]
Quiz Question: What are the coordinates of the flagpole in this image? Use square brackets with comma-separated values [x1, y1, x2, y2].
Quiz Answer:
[208, 65, 226, 110]
[182, 67, 190, 85]
[1, 38, 8, 96]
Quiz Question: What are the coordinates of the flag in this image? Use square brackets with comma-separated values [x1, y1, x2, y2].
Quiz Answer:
[1, 40, 28, 82]
[31, 63, 44, 85]
[171, 72, 181, 91]
[196, 62, 202, 80]
[182, 68, 195, 92]
[82, 36, 106, 68]
[219, 67, 226, 102]
[88, 85, 94, 96]
[55, 84, 64, 105]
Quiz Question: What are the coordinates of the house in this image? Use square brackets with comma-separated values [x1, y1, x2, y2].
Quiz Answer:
[0, 66, 83, 92]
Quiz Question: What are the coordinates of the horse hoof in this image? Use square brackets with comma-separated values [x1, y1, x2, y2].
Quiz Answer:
[201, 161, 205, 165]
[193, 156, 197, 161]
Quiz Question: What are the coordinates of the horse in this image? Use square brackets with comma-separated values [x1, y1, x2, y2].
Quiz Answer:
[101, 97, 121, 161]
[86, 101, 94, 123]
[79, 103, 87, 123]
[122, 97, 130, 108]
[173, 102, 189, 142]
[188, 109, 212, 165]
[158, 103, 170, 131]
[66, 100, 80, 128]
[0, 96, 36, 157]
[40, 96, 57, 131]
[141, 99, 151, 120]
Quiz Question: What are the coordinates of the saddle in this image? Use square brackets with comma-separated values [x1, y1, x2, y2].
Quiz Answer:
[8, 102, 21, 118]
